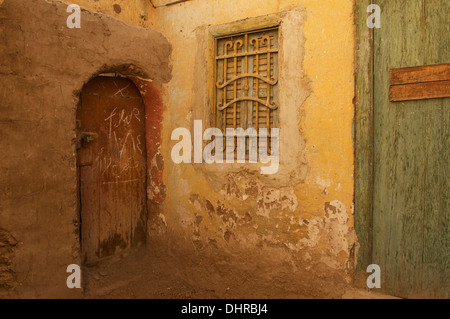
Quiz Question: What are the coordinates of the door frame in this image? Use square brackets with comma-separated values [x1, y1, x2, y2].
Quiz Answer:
[354, 0, 375, 276]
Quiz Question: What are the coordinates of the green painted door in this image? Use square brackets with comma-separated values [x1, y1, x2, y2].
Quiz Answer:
[373, 0, 449, 298]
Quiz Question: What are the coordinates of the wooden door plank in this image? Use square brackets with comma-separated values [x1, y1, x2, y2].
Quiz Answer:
[421, 98, 449, 298]
[391, 0, 427, 298]
[374, 0, 426, 298]
[390, 63, 450, 85]
[79, 165, 100, 263]
[390, 80, 450, 101]
[373, 0, 401, 296]
[421, 0, 450, 298]
[78, 95, 102, 263]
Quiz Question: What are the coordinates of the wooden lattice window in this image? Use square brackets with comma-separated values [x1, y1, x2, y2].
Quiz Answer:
[213, 27, 279, 152]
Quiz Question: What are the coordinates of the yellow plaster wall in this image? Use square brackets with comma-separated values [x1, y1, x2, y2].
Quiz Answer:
[297, 0, 355, 215]
[148, 0, 356, 272]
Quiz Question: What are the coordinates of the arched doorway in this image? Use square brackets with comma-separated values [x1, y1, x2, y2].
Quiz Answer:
[77, 76, 148, 264]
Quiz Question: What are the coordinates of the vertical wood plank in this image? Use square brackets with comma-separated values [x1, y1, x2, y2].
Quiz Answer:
[394, 0, 425, 298]
[77, 95, 101, 263]
[373, 0, 398, 295]
[355, 0, 374, 275]
[421, 0, 449, 298]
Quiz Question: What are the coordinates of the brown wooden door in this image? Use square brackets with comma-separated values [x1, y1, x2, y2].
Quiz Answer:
[77, 76, 147, 264]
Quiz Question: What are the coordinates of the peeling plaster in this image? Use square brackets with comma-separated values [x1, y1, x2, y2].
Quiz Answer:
[298, 200, 356, 270]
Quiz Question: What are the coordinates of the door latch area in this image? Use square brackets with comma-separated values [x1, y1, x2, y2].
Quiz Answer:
[76, 132, 99, 148]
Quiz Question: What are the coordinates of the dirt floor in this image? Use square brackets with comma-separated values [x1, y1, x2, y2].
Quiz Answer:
[82, 248, 396, 299]
[83, 249, 330, 299]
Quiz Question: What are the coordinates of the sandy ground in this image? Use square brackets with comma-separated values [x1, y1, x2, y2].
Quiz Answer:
[82, 249, 397, 299]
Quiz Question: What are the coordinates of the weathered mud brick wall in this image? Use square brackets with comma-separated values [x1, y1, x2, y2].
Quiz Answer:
[0, 0, 171, 298]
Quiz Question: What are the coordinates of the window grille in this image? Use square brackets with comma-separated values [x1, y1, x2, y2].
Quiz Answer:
[213, 27, 279, 155]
